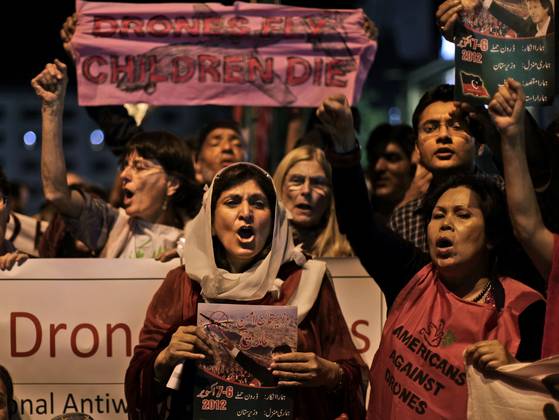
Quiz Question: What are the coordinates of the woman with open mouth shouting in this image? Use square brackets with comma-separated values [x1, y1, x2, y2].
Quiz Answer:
[125, 162, 367, 419]
[32, 60, 201, 258]
[319, 94, 546, 419]
[273, 145, 352, 258]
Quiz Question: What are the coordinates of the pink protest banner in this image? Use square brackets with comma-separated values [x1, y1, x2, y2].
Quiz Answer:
[71, 1, 377, 107]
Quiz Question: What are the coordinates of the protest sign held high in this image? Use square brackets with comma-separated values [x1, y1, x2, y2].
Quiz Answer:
[71, 1, 377, 107]
[454, 0, 555, 105]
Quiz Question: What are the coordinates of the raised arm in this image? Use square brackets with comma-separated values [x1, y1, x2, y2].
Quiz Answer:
[316, 95, 429, 305]
[32, 60, 84, 218]
[489, 78, 553, 279]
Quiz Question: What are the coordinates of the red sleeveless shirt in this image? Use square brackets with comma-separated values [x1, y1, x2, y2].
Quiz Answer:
[367, 263, 543, 420]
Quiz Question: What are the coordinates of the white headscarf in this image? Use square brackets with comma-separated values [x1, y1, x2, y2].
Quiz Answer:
[182, 162, 325, 323]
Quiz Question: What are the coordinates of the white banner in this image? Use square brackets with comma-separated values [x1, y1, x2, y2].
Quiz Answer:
[0, 258, 385, 419]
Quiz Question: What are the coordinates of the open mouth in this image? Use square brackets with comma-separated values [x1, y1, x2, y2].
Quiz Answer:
[295, 203, 312, 211]
[237, 225, 255, 241]
[436, 237, 453, 248]
[122, 188, 134, 205]
[435, 237, 454, 256]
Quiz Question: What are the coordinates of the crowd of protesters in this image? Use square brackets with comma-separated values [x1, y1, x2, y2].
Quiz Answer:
[1, 0, 558, 419]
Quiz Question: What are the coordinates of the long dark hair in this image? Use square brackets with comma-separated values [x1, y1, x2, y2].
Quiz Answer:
[123, 131, 202, 220]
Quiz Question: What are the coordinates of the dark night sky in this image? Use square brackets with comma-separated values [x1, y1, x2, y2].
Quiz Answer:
[2, 2, 75, 86]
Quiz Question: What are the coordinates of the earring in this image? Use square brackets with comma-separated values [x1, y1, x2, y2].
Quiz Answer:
[162, 195, 168, 212]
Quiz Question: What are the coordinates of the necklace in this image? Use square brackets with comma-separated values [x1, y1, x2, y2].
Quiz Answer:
[471, 281, 492, 303]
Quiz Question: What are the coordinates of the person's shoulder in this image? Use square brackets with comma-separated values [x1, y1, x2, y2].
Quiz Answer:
[390, 196, 425, 224]
[499, 276, 545, 308]
[397, 196, 424, 212]
[156, 265, 200, 300]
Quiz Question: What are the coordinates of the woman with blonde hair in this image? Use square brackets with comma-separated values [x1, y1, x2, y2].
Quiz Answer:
[273, 145, 352, 257]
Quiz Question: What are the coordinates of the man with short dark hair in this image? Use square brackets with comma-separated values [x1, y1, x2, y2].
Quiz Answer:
[480, 0, 554, 37]
[388, 84, 493, 251]
[193, 120, 247, 185]
[366, 123, 415, 222]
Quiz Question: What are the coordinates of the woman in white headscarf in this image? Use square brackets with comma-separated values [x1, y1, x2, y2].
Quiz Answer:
[125, 163, 366, 420]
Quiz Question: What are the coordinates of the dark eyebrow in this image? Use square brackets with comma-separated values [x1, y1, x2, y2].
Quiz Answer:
[249, 193, 268, 202]
[288, 172, 326, 180]
[220, 193, 241, 201]
[453, 204, 473, 211]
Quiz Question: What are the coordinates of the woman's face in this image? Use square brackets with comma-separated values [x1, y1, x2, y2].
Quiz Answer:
[427, 186, 489, 276]
[0, 377, 8, 420]
[281, 160, 330, 229]
[213, 179, 272, 272]
[120, 150, 176, 222]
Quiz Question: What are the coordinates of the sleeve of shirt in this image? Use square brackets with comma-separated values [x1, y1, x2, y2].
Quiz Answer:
[63, 191, 119, 253]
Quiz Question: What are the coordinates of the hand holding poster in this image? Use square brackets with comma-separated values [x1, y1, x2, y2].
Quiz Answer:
[71, 1, 377, 107]
[193, 303, 297, 419]
[454, 0, 555, 105]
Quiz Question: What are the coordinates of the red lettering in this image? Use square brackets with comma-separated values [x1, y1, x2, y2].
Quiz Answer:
[351, 320, 371, 353]
[92, 16, 118, 37]
[147, 55, 168, 84]
[198, 55, 221, 82]
[227, 17, 250, 35]
[119, 17, 144, 37]
[171, 56, 196, 83]
[261, 17, 284, 36]
[223, 55, 244, 83]
[174, 17, 200, 37]
[110, 55, 137, 84]
[286, 57, 311, 86]
[106, 323, 132, 357]
[203, 17, 224, 35]
[313, 58, 323, 85]
[325, 59, 351, 87]
[248, 57, 274, 84]
[70, 323, 99, 358]
[82, 56, 108, 84]
[11, 312, 42, 357]
[305, 17, 331, 36]
[135, 55, 149, 86]
[147, 15, 173, 37]
[49, 323, 67, 357]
